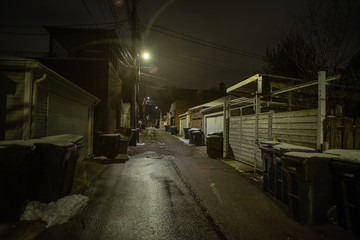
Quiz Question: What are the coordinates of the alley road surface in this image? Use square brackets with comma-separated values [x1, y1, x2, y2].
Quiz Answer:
[37, 128, 357, 240]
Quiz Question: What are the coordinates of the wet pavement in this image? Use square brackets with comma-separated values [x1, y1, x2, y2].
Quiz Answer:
[36, 128, 358, 240]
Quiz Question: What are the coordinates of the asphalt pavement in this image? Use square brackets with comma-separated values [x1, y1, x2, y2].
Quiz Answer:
[36, 127, 358, 240]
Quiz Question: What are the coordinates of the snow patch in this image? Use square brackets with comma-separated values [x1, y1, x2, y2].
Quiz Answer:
[137, 142, 145, 146]
[283, 149, 360, 163]
[260, 141, 315, 152]
[284, 151, 336, 159]
[21, 194, 89, 228]
[324, 149, 360, 163]
[176, 137, 191, 146]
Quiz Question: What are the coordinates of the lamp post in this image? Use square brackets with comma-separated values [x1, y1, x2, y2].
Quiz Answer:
[136, 51, 151, 127]
[155, 106, 162, 128]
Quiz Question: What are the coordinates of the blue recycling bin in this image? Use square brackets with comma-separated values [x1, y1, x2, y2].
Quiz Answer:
[260, 141, 316, 204]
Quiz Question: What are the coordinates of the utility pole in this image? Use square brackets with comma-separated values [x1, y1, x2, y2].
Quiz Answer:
[126, 0, 139, 129]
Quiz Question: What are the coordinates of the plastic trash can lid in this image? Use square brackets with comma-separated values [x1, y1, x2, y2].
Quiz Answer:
[100, 133, 120, 137]
[34, 134, 83, 147]
[324, 149, 360, 164]
[283, 151, 338, 160]
[0, 140, 35, 147]
[260, 141, 315, 152]
[0, 134, 83, 148]
[206, 135, 222, 139]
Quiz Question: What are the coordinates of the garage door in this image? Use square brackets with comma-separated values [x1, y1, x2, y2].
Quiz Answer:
[179, 117, 187, 136]
[47, 94, 89, 159]
[205, 115, 223, 136]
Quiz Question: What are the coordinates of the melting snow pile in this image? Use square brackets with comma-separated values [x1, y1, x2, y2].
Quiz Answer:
[21, 194, 89, 228]
[176, 136, 191, 146]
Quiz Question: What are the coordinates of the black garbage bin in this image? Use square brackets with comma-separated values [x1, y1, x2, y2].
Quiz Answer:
[129, 129, 139, 146]
[188, 128, 200, 144]
[170, 126, 178, 135]
[282, 151, 335, 225]
[208, 132, 223, 137]
[206, 133, 223, 158]
[31, 134, 83, 203]
[183, 127, 191, 139]
[118, 135, 130, 154]
[259, 141, 316, 204]
[192, 130, 203, 146]
[165, 125, 171, 132]
[136, 128, 140, 142]
[327, 149, 360, 235]
[95, 133, 120, 159]
[0, 141, 34, 222]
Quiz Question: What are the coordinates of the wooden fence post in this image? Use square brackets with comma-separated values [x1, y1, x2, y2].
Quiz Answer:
[223, 100, 229, 158]
[343, 117, 354, 149]
[268, 110, 274, 140]
[355, 118, 360, 149]
[317, 71, 326, 151]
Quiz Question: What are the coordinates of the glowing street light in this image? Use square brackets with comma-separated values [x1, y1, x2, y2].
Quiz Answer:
[142, 52, 150, 60]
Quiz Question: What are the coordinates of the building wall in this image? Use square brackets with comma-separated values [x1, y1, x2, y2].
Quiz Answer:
[172, 100, 196, 131]
[34, 72, 96, 159]
[0, 71, 26, 140]
[189, 107, 205, 129]
[0, 62, 97, 160]
[107, 63, 122, 132]
[121, 103, 131, 128]
[39, 58, 122, 134]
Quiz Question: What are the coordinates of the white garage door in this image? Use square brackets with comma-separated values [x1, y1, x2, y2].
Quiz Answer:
[47, 94, 89, 159]
[179, 117, 187, 136]
[206, 115, 223, 136]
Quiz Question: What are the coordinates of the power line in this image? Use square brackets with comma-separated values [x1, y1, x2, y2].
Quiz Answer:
[145, 24, 265, 60]
[153, 24, 263, 58]
[0, 32, 47, 36]
[158, 52, 260, 74]
[158, 50, 264, 67]
[0, 20, 128, 29]
[80, 0, 98, 27]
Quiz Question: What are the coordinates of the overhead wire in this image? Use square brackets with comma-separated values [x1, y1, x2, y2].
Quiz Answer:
[100, 0, 134, 67]
[80, 0, 98, 27]
[158, 52, 247, 74]
[158, 50, 264, 68]
[0, 32, 47, 36]
[145, 24, 265, 60]
[152, 24, 263, 57]
[0, 20, 128, 29]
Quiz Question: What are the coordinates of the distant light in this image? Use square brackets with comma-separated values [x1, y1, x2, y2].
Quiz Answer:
[114, 0, 124, 7]
[155, 106, 158, 109]
[142, 52, 150, 60]
[147, 97, 150, 100]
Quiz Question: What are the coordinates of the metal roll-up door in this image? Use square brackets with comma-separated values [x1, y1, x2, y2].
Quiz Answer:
[180, 117, 187, 136]
[47, 94, 89, 159]
[205, 115, 223, 143]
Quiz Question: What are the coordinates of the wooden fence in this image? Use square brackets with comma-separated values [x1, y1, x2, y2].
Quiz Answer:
[324, 117, 360, 149]
[228, 109, 318, 171]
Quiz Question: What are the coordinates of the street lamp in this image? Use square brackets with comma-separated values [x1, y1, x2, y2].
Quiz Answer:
[137, 52, 151, 127]
[142, 52, 150, 60]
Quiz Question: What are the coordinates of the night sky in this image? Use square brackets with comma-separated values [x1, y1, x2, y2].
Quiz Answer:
[0, 0, 359, 91]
